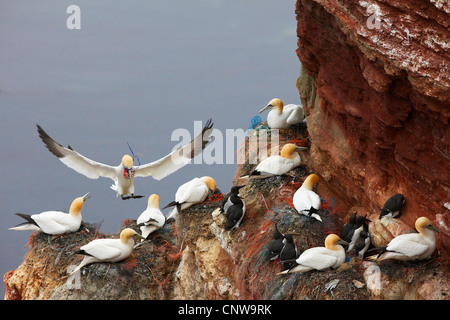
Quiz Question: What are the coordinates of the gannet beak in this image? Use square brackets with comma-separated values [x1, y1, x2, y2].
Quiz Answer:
[133, 233, 146, 240]
[295, 146, 309, 151]
[82, 192, 91, 202]
[338, 238, 349, 246]
[427, 224, 440, 233]
[259, 104, 273, 113]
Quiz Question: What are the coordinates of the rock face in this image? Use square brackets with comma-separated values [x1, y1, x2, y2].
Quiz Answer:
[4, 0, 450, 300]
[295, 0, 449, 255]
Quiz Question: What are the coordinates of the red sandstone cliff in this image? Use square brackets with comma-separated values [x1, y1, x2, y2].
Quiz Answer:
[295, 0, 449, 255]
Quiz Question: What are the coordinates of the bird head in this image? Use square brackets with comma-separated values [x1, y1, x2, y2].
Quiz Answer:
[147, 194, 160, 209]
[416, 217, 439, 234]
[201, 176, 217, 195]
[69, 192, 90, 216]
[120, 228, 145, 244]
[325, 234, 349, 250]
[230, 185, 245, 196]
[259, 98, 284, 114]
[121, 155, 135, 180]
[302, 174, 320, 191]
[280, 143, 308, 159]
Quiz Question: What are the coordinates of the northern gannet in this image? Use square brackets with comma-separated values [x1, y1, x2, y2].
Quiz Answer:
[70, 228, 144, 275]
[9, 193, 90, 235]
[222, 185, 245, 231]
[280, 233, 298, 271]
[266, 225, 285, 261]
[366, 217, 439, 262]
[278, 234, 348, 274]
[136, 194, 166, 239]
[379, 193, 405, 219]
[293, 173, 322, 222]
[37, 120, 213, 200]
[164, 176, 216, 219]
[259, 98, 305, 129]
[240, 143, 308, 179]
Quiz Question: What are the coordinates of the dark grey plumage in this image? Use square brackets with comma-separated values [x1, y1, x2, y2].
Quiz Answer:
[340, 212, 357, 243]
[266, 226, 285, 261]
[379, 194, 405, 219]
[340, 212, 371, 254]
[223, 185, 245, 231]
[280, 234, 297, 271]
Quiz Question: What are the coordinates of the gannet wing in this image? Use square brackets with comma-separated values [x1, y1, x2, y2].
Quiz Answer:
[177, 180, 208, 204]
[134, 119, 213, 180]
[386, 234, 429, 257]
[37, 125, 117, 180]
[296, 247, 338, 270]
[80, 239, 122, 261]
[32, 211, 69, 235]
[284, 104, 304, 124]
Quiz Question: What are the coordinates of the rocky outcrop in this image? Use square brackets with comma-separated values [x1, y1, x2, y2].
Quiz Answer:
[5, 123, 449, 300]
[295, 0, 449, 255]
[4, 0, 449, 300]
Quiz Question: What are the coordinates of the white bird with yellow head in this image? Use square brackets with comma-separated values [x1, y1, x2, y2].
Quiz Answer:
[136, 194, 166, 239]
[366, 217, 439, 262]
[278, 234, 348, 274]
[37, 120, 213, 200]
[241, 143, 308, 179]
[293, 173, 322, 222]
[9, 193, 90, 235]
[163, 176, 217, 219]
[70, 228, 145, 275]
[259, 98, 305, 129]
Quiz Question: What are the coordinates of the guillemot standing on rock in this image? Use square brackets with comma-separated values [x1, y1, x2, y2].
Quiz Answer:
[279, 233, 298, 271]
[266, 225, 285, 261]
[221, 185, 246, 231]
[379, 193, 405, 219]
[340, 213, 371, 252]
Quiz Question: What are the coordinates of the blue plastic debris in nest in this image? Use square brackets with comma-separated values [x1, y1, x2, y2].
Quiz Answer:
[249, 116, 262, 129]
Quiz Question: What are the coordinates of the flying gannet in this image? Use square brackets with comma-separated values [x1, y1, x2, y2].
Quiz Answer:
[37, 119, 213, 200]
